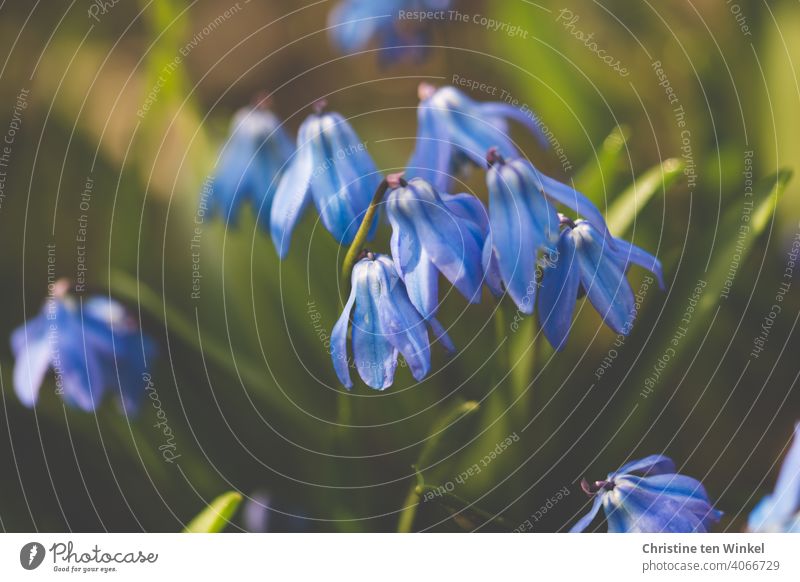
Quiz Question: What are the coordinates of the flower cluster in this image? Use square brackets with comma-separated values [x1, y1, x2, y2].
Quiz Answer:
[572, 454, 722, 532]
[206, 83, 664, 391]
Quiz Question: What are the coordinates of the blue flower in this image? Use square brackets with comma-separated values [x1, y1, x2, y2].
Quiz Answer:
[571, 455, 722, 533]
[208, 105, 293, 225]
[331, 253, 453, 390]
[748, 423, 800, 532]
[483, 151, 611, 314]
[270, 104, 382, 258]
[386, 176, 488, 318]
[408, 84, 547, 192]
[10, 280, 156, 413]
[328, 0, 451, 64]
[538, 216, 664, 350]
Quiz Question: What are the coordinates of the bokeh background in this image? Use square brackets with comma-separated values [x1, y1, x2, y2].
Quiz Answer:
[0, 0, 798, 532]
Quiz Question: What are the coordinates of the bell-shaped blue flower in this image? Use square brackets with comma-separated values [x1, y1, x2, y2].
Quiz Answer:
[328, 0, 451, 65]
[208, 105, 293, 225]
[270, 103, 382, 258]
[538, 216, 664, 350]
[484, 150, 613, 314]
[386, 177, 487, 318]
[571, 454, 722, 532]
[331, 253, 453, 390]
[10, 280, 156, 413]
[748, 423, 800, 532]
[408, 84, 547, 192]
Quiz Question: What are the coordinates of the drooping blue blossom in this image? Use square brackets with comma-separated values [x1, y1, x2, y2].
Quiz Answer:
[208, 104, 293, 225]
[538, 216, 664, 350]
[483, 150, 611, 314]
[385, 176, 488, 318]
[571, 455, 722, 533]
[328, 0, 452, 65]
[408, 84, 547, 192]
[270, 103, 382, 258]
[10, 280, 156, 414]
[748, 423, 800, 532]
[331, 252, 454, 390]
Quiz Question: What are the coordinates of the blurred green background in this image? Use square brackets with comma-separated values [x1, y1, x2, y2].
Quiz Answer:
[0, 0, 797, 532]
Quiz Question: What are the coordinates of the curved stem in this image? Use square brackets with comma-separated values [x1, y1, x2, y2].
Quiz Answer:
[340, 178, 390, 290]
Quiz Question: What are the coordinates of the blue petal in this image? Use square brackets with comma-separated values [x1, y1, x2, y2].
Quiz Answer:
[486, 162, 556, 313]
[270, 119, 315, 258]
[572, 222, 635, 334]
[480, 101, 548, 147]
[376, 256, 431, 381]
[426, 315, 456, 355]
[570, 494, 604, 532]
[331, 279, 357, 389]
[308, 112, 381, 244]
[613, 237, 665, 289]
[407, 102, 455, 192]
[614, 454, 676, 478]
[387, 179, 483, 312]
[11, 314, 51, 407]
[52, 301, 106, 411]
[390, 227, 439, 318]
[427, 87, 522, 168]
[531, 168, 610, 239]
[210, 108, 292, 225]
[607, 474, 721, 532]
[350, 259, 398, 390]
[538, 229, 580, 351]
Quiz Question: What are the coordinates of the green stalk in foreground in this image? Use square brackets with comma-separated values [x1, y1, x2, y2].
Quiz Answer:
[396, 400, 480, 532]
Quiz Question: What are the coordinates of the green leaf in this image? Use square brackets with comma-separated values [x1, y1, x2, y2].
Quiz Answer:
[626, 169, 792, 410]
[574, 125, 630, 199]
[697, 169, 792, 315]
[606, 157, 684, 235]
[183, 491, 242, 533]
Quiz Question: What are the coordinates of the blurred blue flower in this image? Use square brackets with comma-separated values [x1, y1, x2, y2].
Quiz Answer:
[748, 423, 800, 532]
[270, 104, 382, 258]
[484, 151, 613, 314]
[408, 83, 547, 192]
[386, 177, 487, 318]
[328, 0, 451, 64]
[538, 216, 664, 350]
[11, 280, 155, 413]
[571, 454, 722, 532]
[331, 253, 453, 390]
[208, 105, 293, 225]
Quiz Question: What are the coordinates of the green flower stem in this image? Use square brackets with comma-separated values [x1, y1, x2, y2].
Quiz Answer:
[339, 177, 391, 290]
[396, 401, 480, 532]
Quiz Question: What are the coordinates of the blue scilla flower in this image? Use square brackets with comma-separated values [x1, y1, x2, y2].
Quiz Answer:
[11, 280, 155, 413]
[385, 176, 488, 318]
[332, 252, 453, 390]
[270, 103, 382, 258]
[208, 104, 293, 224]
[328, 0, 451, 65]
[748, 423, 800, 532]
[538, 216, 664, 350]
[483, 150, 611, 314]
[408, 84, 547, 192]
[571, 455, 722, 533]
